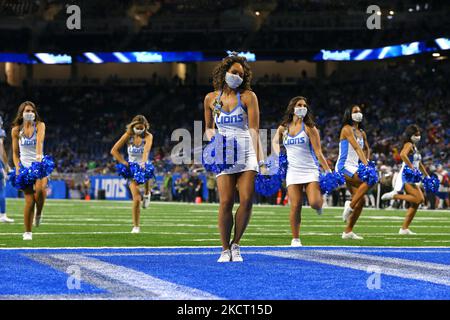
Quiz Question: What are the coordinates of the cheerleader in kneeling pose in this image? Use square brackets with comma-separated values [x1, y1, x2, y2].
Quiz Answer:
[272, 96, 332, 247]
[11, 102, 50, 240]
[111, 115, 153, 234]
[381, 124, 428, 235]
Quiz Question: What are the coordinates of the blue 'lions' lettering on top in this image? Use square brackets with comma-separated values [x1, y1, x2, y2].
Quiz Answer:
[129, 146, 144, 154]
[20, 138, 36, 146]
[285, 136, 306, 145]
[216, 114, 244, 125]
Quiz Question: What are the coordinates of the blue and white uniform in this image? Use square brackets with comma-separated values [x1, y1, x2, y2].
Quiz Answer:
[336, 128, 365, 178]
[394, 145, 422, 192]
[19, 124, 38, 168]
[283, 122, 319, 186]
[127, 136, 146, 166]
[214, 90, 258, 177]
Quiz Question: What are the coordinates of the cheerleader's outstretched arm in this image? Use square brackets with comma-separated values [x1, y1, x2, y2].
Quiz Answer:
[35, 122, 45, 161]
[307, 126, 331, 172]
[11, 127, 20, 173]
[362, 131, 371, 160]
[271, 126, 284, 156]
[203, 92, 216, 141]
[342, 125, 368, 165]
[243, 91, 264, 164]
[142, 133, 153, 165]
[111, 132, 130, 166]
[399, 142, 415, 169]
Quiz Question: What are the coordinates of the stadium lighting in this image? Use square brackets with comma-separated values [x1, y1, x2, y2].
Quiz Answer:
[389, 10, 395, 15]
[376, 11, 382, 16]
[255, 11, 260, 16]
[432, 53, 441, 57]
[408, 8, 414, 12]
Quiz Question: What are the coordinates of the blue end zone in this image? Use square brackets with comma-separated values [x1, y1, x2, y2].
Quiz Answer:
[0, 251, 105, 296]
[0, 246, 449, 300]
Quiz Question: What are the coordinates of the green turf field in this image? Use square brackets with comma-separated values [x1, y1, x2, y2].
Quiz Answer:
[0, 199, 449, 247]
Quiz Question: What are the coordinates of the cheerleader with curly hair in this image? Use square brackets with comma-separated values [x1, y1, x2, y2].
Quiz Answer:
[204, 53, 264, 262]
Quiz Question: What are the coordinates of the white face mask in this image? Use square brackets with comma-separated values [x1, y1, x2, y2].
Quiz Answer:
[23, 112, 35, 122]
[294, 106, 308, 118]
[351, 112, 363, 123]
[225, 72, 243, 89]
[134, 128, 145, 135]
[411, 135, 421, 143]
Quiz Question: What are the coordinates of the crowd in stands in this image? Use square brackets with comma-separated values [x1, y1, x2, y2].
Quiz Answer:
[0, 58, 448, 207]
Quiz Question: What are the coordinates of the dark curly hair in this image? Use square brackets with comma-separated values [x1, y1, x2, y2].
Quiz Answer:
[212, 53, 252, 91]
[402, 124, 421, 144]
[280, 96, 316, 128]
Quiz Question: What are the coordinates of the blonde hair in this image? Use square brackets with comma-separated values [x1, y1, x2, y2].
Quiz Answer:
[126, 115, 150, 136]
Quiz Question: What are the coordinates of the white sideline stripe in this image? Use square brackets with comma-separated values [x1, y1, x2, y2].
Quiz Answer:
[263, 250, 450, 286]
[13, 221, 450, 229]
[353, 216, 450, 221]
[85, 249, 450, 256]
[0, 231, 449, 236]
[51, 254, 220, 300]
[7, 198, 450, 213]
[1, 245, 449, 250]
[425, 240, 450, 243]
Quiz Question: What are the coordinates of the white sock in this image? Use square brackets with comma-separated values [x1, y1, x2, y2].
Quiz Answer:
[0, 213, 5, 217]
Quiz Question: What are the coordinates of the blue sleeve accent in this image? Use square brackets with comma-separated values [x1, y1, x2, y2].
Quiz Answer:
[308, 139, 320, 168]
[336, 140, 349, 172]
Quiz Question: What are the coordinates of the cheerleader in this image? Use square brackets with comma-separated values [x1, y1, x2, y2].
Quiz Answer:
[204, 53, 263, 262]
[272, 97, 331, 246]
[381, 124, 427, 234]
[11, 102, 48, 240]
[111, 115, 153, 234]
[336, 105, 371, 240]
[0, 116, 14, 223]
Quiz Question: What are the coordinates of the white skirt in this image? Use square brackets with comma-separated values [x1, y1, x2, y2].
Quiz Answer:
[393, 165, 422, 192]
[216, 135, 258, 177]
[286, 166, 319, 187]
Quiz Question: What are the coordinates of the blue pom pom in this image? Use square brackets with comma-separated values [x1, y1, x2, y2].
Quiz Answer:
[319, 171, 346, 195]
[357, 161, 379, 186]
[143, 162, 155, 180]
[278, 152, 288, 178]
[255, 173, 282, 197]
[116, 163, 133, 179]
[133, 169, 147, 185]
[403, 166, 423, 183]
[202, 134, 238, 174]
[8, 166, 36, 190]
[423, 176, 440, 194]
[7, 170, 17, 188]
[41, 155, 55, 177]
